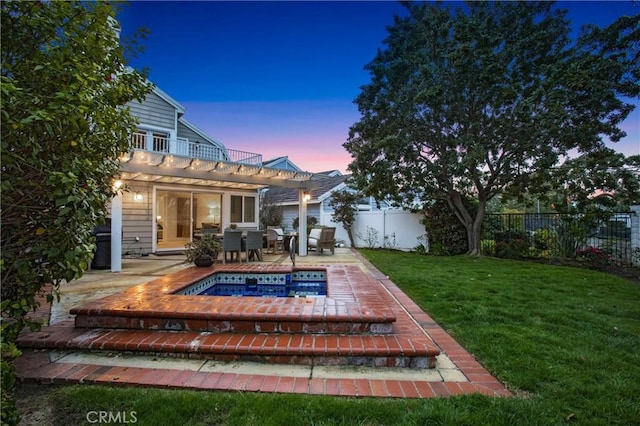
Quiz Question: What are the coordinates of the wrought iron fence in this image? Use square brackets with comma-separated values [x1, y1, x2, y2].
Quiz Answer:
[481, 212, 635, 266]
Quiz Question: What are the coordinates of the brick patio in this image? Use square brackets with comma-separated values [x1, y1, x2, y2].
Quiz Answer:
[15, 249, 512, 398]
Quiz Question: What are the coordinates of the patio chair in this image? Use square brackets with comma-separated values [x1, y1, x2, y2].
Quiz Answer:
[266, 227, 284, 253]
[243, 230, 264, 262]
[308, 227, 336, 255]
[222, 229, 243, 263]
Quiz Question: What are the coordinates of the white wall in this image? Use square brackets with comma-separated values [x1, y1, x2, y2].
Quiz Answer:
[320, 209, 425, 250]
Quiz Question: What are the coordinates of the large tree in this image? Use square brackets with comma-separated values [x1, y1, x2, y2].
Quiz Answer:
[344, 1, 639, 254]
[1, 2, 150, 423]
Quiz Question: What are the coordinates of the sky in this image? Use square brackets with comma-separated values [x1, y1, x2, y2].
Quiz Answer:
[118, 1, 640, 174]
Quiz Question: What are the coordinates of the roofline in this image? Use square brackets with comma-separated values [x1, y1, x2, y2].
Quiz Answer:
[178, 117, 227, 150]
[317, 181, 347, 202]
[151, 85, 186, 114]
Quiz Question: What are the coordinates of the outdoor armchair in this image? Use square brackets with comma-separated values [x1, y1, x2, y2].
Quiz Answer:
[266, 227, 284, 253]
[308, 227, 336, 255]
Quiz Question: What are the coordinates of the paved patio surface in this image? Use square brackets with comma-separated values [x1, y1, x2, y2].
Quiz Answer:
[15, 248, 511, 398]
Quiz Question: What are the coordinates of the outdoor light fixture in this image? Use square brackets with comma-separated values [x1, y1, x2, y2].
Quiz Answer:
[113, 179, 123, 191]
[303, 191, 311, 202]
[134, 192, 143, 202]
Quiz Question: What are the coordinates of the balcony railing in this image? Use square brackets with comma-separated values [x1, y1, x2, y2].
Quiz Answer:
[130, 131, 262, 166]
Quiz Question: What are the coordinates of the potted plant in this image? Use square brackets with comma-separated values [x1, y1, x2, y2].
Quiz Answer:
[184, 234, 221, 267]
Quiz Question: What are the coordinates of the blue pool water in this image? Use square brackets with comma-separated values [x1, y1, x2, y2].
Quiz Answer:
[176, 270, 327, 297]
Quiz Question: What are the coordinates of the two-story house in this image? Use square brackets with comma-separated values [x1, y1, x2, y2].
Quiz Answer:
[108, 85, 314, 270]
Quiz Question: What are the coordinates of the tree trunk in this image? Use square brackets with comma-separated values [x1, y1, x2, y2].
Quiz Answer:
[447, 193, 487, 256]
[346, 227, 356, 248]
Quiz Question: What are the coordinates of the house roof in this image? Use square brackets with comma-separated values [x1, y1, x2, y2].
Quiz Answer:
[262, 156, 302, 172]
[265, 174, 348, 204]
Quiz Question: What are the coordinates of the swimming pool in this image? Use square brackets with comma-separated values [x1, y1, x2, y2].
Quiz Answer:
[174, 269, 327, 297]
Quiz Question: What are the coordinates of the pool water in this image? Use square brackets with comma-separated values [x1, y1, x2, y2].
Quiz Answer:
[175, 270, 327, 297]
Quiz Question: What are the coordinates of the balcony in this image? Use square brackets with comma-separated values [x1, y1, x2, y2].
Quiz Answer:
[130, 131, 262, 166]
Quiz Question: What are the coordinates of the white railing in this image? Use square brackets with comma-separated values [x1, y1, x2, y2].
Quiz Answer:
[130, 132, 262, 166]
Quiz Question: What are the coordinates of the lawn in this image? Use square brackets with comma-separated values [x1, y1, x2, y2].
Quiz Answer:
[31, 251, 640, 425]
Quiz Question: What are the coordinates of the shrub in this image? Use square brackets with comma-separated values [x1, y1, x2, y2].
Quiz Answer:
[421, 199, 470, 255]
[576, 246, 613, 270]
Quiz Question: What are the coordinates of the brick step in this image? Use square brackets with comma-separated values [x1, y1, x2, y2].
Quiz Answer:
[70, 295, 396, 334]
[16, 324, 439, 369]
[73, 314, 395, 334]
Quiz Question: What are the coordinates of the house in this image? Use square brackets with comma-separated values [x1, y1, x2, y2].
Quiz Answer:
[109, 85, 315, 270]
[263, 171, 391, 246]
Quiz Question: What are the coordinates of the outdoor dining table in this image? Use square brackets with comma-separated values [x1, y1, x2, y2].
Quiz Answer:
[193, 231, 265, 262]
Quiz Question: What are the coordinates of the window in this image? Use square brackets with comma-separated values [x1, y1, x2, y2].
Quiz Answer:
[230, 195, 256, 223]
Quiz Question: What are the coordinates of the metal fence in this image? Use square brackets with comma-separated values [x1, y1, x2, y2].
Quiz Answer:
[481, 212, 635, 266]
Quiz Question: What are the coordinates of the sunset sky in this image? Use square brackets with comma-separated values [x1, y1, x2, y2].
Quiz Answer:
[118, 1, 640, 174]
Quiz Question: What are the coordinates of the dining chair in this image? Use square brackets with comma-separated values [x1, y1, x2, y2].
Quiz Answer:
[243, 230, 264, 262]
[222, 229, 243, 263]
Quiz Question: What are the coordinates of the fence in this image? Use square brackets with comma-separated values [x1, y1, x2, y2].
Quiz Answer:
[319, 209, 426, 250]
[481, 211, 637, 266]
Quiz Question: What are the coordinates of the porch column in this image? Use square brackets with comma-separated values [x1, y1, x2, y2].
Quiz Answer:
[298, 188, 308, 256]
[111, 192, 123, 272]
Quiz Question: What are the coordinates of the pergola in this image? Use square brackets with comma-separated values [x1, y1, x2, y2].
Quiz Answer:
[109, 150, 315, 271]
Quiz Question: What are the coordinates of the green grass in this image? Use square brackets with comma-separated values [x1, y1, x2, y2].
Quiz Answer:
[40, 251, 640, 425]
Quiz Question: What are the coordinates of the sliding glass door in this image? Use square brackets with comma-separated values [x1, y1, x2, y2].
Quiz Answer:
[155, 189, 222, 251]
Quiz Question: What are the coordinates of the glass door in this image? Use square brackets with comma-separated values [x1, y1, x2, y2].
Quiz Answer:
[155, 189, 222, 251]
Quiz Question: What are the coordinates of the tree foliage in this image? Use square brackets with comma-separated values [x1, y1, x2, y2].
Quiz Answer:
[1, 1, 150, 423]
[421, 199, 473, 256]
[259, 191, 284, 228]
[344, 1, 640, 255]
[328, 190, 360, 247]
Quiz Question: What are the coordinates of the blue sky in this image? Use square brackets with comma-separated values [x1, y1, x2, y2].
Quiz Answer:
[118, 1, 640, 173]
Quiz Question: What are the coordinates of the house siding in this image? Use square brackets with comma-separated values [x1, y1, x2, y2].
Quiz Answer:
[281, 204, 321, 233]
[128, 91, 176, 130]
[121, 182, 155, 255]
[178, 121, 210, 144]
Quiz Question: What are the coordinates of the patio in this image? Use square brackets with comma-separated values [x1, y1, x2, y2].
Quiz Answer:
[15, 248, 511, 398]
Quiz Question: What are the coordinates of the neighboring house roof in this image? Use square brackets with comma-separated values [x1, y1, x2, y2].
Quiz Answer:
[263, 156, 302, 172]
[315, 170, 343, 177]
[266, 175, 348, 205]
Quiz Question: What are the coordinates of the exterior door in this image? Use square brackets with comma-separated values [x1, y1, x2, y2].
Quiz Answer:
[154, 189, 222, 252]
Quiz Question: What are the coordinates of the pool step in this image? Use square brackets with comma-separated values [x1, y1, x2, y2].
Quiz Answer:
[17, 323, 438, 368]
[71, 295, 395, 334]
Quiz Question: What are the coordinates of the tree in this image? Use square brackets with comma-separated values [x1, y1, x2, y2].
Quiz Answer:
[329, 190, 360, 247]
[344, 1, 639, 254]
[1, 2, 150, 423]
[259, 190, 284, 229]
